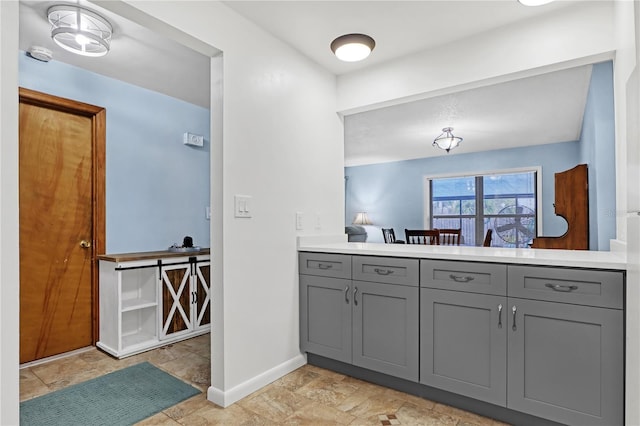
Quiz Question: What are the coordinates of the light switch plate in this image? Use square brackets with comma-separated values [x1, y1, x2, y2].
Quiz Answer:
[235, 195, 252, 218]
[296, 212, 304, 230]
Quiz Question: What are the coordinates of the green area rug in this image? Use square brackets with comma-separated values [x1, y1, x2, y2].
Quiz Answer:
[20, 361, 201, 426]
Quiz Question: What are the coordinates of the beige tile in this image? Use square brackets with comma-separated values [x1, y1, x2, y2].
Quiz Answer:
[282, 400, 356, 425]
[299, 364, 347, 380]
[19, 368, 49, 401]
[272, 367, 321, 392]
[433, 402, 496, 425]
[163, 393, 211, 421]
[29, 356, 93, 386]
[157, 351, 211, 391]
[342, 388, 405, 419]
[295, 375, 360, 406]
[239, 385, 313, 423]
[383, 387, 437, 410]
[180, 402, 272, 425]
[394, 402, 459, 426]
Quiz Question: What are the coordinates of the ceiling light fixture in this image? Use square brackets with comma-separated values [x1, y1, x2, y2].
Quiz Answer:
[517, 0, 554, 6]
[330, 34, 375, 62]
[433, 127, 463, 153]
[47, 5, 113, 57]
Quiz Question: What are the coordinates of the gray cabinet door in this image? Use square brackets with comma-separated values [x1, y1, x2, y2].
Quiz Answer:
[352, 280, 419, 381]
[420, 288, 507, 406]
[300, 274, 352, 363]
[507, 298, 624, 426]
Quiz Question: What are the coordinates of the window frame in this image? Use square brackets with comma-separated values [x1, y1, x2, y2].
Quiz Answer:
[423, 166, 543, 246]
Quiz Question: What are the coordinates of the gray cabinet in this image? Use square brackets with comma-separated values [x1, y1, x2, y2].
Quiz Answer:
[299, 253, 419, 381]
[507, 266, 624, 426]
[299, 274, 352, 363]
[420, 288, 507, 406]
[352, 279, 419, 380]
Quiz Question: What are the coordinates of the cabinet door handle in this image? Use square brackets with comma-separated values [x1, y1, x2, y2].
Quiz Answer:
[318, 263, 333, 270]
[374, 268, 394, 275]
[345, 286, 350, 304]
[353, 287, 359, 306]
[498, 304, 503, 328]
[449, 274, 474, 283]
[192, 291, 197, 304]
[512, 306, 517, 331]
[545, 283, 579, 292]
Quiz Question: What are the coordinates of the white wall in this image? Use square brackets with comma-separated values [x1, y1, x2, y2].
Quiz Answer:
[110, 0, 344, 406]
[337, 2, 615, 114]
[0, 1, 20, 424]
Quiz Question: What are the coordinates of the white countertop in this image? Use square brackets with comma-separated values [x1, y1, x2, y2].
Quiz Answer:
[297, 239, 627, 270]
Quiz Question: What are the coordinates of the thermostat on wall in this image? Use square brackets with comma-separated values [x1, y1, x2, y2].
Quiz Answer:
[183, 132, 204, 147]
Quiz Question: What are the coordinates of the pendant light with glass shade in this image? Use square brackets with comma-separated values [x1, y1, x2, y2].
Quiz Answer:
[47, 5, 113, 57]
[433, 127, 463, 153]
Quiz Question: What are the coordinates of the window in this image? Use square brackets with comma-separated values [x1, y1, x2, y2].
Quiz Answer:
[428, 170, 538, 248]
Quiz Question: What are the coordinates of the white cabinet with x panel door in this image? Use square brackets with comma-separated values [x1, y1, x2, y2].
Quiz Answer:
[98, 250, 210, 359]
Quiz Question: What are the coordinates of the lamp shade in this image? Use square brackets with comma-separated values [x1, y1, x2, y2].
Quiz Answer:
[433, 127, 463, 153]
[330, 34, 375, 62]
[352, 212, 371, 225]
[47, 5, 113, 57]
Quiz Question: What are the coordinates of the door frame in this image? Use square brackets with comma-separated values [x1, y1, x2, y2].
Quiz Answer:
[19, 87, 106, 343]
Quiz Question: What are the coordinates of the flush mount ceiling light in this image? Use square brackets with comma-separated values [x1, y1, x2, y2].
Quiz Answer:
[330, 33, 375, 62]
[517, 0, 554, 5]
[47, 5, 113, 57]
[433, 127, 463, 153]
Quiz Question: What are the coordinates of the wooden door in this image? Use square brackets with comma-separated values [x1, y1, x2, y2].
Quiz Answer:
[160, 263, 193, 338]
[194, 262, 211, 329]
[19, 88, 105, 364]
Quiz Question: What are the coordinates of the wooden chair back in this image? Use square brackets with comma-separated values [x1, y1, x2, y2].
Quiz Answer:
[483, 229, 493, 247]
[382, 228, 396, 243]
[405, 229, 440, 245]
[437, 228, 461, 245]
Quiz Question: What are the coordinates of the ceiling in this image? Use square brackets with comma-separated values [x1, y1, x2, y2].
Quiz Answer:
[19, 0, 212, 108]
[18, 1, 598, 166]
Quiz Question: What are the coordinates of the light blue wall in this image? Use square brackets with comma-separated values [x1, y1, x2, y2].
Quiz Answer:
[19, 52, 210, 253]
[346, 61, 617, 249]
[579, 61, 616, 250]
[345, 142, 580, 243]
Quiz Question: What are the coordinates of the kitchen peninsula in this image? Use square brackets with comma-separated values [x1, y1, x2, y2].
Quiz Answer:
[298, 238, 626, 426]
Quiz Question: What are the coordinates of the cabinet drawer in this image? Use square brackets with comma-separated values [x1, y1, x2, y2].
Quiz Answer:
[353, 256, 418, 286]
[421, 260, 506, 295]
[508, 265, 624, 309]
[299, 253, 351, 279]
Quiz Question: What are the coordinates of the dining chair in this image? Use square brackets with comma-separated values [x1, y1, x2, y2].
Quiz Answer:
[405, 229, 440, 245]
[381, 228, 405, 244]
[437, 228, 462, 245]
[483, 229, 493, 247]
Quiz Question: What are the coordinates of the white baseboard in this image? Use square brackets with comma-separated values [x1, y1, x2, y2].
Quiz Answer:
[207, 353, 307, 407]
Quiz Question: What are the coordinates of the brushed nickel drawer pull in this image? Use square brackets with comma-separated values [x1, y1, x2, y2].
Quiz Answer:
[353, 287, 359, 306]
[512, 306, 517, 331]
[498, 304, 503, 329]
[545, 283, 579, 292]
[449, 274, 474, 283]
[345, 286, 350, 304]
[374, 268, 394, 275]
[317, 263, 333, 270]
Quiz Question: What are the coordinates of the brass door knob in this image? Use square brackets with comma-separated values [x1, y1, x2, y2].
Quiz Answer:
[80, 240, 92, 248]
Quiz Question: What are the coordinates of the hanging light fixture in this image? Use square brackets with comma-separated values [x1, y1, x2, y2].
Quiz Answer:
[47, 5, 113, 57]
[433, 127, 463, 153]
[330, 34, 375, 62]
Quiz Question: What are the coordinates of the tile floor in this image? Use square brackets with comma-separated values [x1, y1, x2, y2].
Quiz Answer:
[20, 334, 509, 425]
